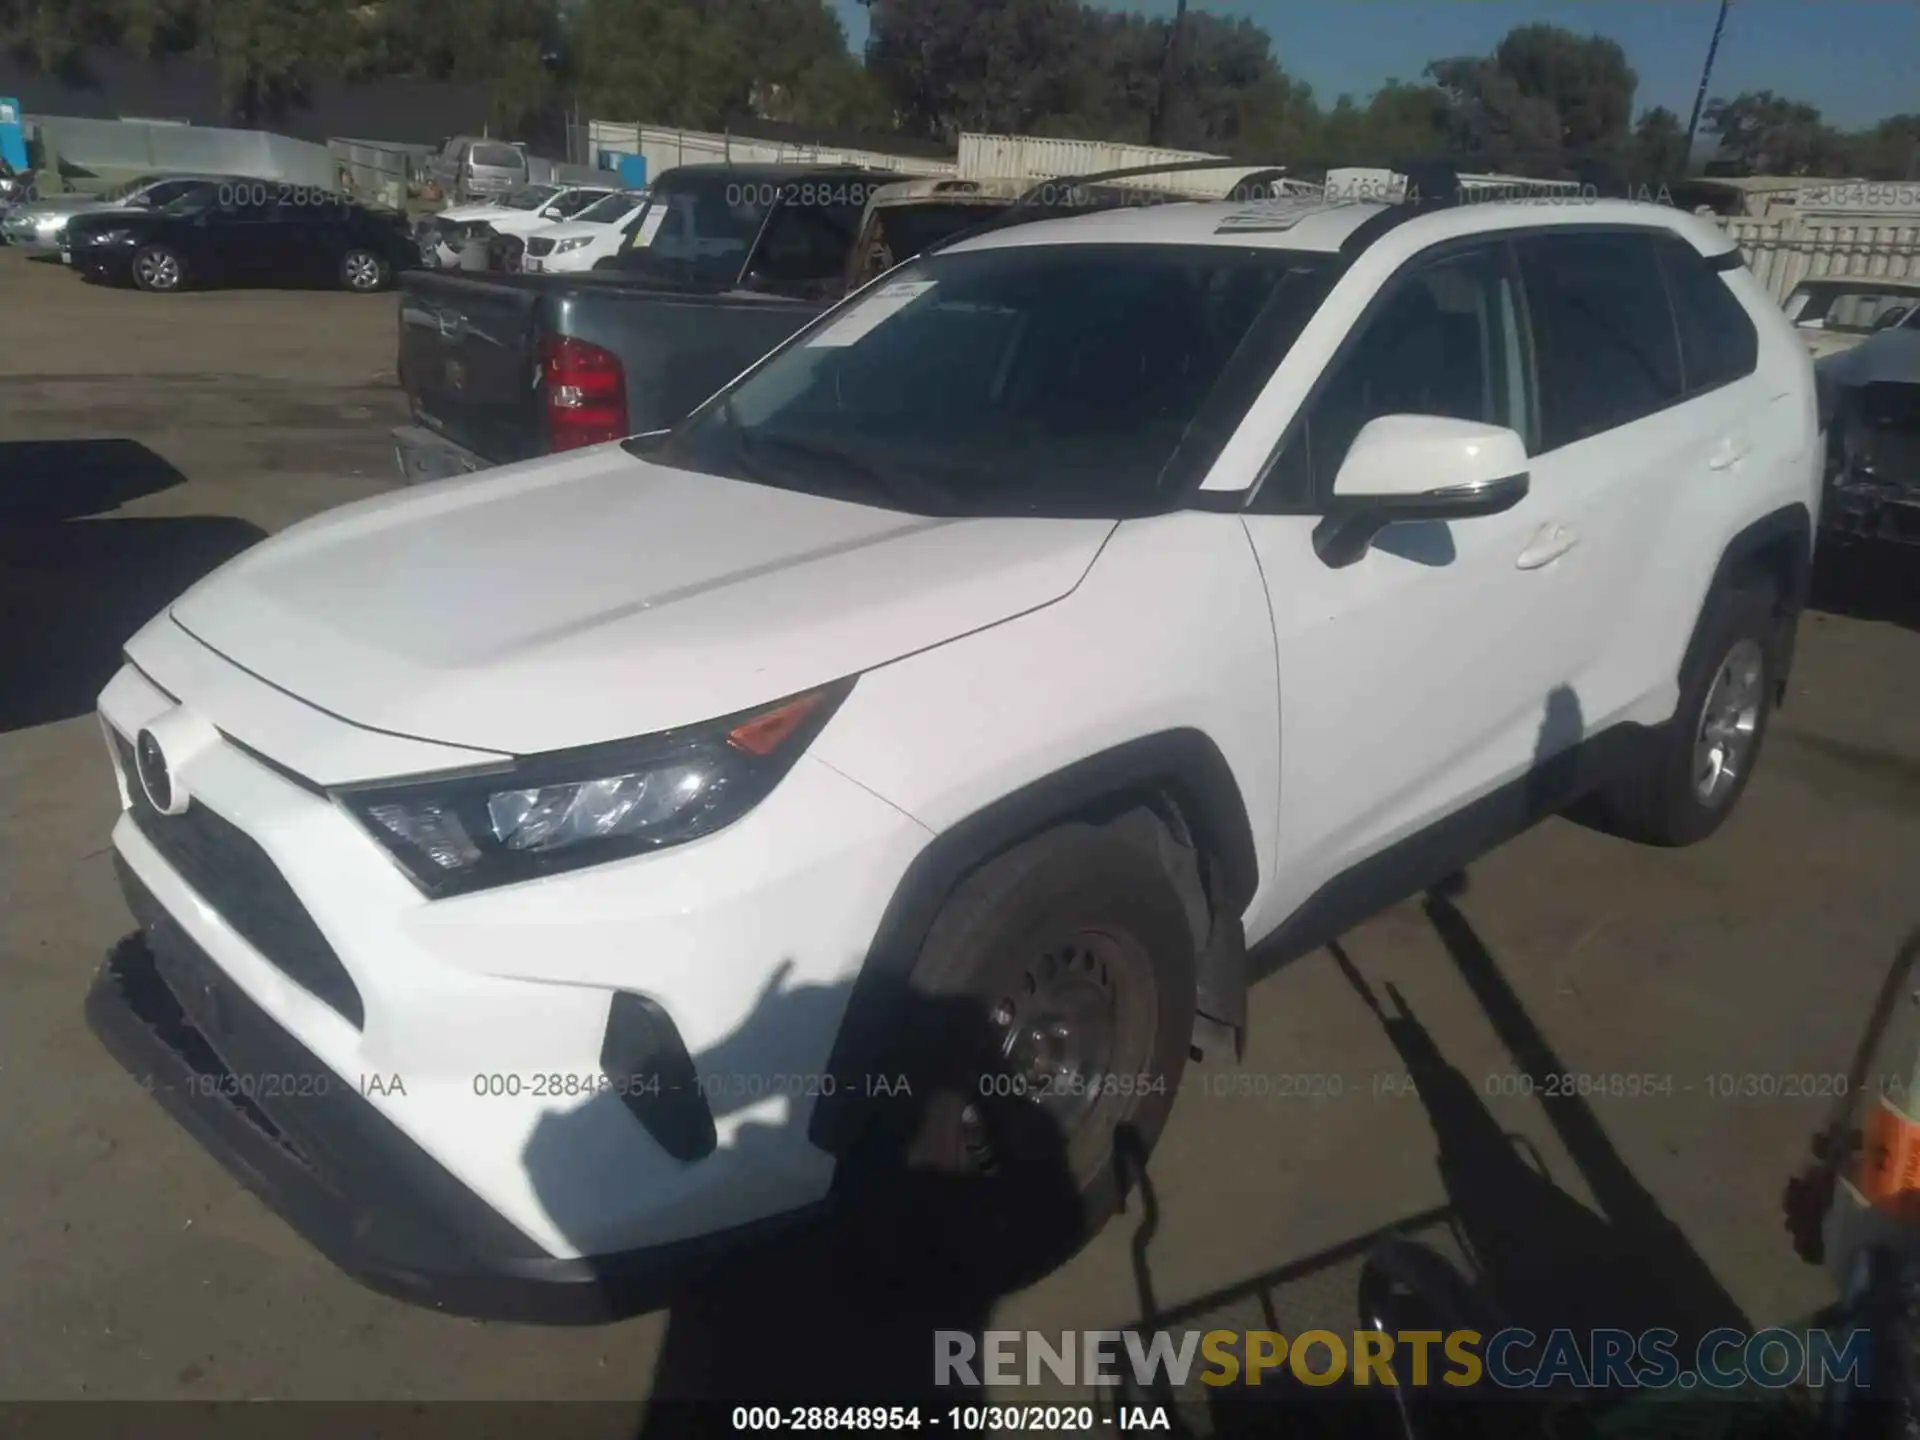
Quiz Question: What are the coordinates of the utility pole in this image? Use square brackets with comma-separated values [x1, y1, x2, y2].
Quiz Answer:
[1147, 0, 1187, 150]
[1683, 0, 1733, 172]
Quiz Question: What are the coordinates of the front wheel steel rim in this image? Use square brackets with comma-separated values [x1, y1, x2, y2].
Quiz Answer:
[959, 932, 1124, 1169]
[1693, 636, 1764, 805]
[137, 251, 178, 289]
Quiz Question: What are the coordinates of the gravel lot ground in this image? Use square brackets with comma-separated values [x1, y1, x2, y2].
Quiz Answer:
[1, 246, 1917, 1426]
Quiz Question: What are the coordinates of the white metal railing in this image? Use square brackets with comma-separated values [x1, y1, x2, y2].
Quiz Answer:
[1715, 213, 1920, 302]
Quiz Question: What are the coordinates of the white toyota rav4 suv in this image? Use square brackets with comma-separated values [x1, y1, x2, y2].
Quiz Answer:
[89, 175, 1820, 1321]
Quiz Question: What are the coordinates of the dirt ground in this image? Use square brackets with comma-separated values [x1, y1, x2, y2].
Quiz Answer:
[2, 246, 1918, 1426]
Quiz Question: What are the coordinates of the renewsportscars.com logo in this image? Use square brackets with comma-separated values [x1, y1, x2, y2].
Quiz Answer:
[935, 1327, 1870, 1392]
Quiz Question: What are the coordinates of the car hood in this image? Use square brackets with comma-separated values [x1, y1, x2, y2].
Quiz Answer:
[529, 219, 618, 242]
[1819, 328, 1920, 389]
[435, 203, 524, 223]
[167, 445, 1115, 757]
[9, 196, 116, 221]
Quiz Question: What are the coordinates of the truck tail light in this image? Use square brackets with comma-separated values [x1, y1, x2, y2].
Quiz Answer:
[541, 335, 628, 452]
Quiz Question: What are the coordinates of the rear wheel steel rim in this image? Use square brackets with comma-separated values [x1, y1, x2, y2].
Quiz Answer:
[345, 252, 381, 289]
[1693, 636, 1764, 805]
[136, 250, 178, 290]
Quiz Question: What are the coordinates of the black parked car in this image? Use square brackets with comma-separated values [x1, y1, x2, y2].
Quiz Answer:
[62, 179, 417, 293]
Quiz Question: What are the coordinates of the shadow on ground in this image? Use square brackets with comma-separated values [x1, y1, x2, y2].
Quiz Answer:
[0, 439, 264, 733]
[1114, 688, 1767, 1438]
[520, 971, 1095, 1437]
[1811, 538, 1919, 633]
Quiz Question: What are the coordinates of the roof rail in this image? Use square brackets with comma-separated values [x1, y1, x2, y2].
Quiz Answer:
[1010, 156, 1297, 208]
[916, 157, 1297, 255]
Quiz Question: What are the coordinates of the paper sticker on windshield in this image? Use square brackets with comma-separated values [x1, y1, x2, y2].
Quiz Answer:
[806, 280, 938, 347]
[630, 205, 667, 249]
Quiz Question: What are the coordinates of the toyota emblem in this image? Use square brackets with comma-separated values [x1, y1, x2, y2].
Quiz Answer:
[134, 727, 180, 814]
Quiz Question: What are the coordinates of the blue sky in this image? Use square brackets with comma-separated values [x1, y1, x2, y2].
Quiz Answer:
[830, 1, 1915, 129]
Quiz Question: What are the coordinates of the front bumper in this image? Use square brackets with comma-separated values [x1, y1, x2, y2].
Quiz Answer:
[89, 858, 818, 1322]
[392, 422, 490, 484]
[4, 226, 58, 253]
[69, 246, 134, 282]
[92, 636, 931, 1318]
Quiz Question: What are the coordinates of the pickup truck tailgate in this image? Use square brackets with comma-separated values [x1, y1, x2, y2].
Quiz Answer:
[397, 273, 545, 466]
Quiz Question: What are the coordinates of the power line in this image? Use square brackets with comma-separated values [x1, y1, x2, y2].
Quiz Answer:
[1683, 0, 1733, 168]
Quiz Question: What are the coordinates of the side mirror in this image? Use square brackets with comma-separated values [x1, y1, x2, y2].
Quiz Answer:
[1314, 415, 1530, 568]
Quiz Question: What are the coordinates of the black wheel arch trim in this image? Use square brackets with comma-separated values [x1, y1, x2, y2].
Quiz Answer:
[808, 728, 1259, 1157]
[1681, 503, 1813, 700]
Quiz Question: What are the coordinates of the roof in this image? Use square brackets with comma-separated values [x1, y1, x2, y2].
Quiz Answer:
[945, 193, 1742, 259]
[866, 176, 1035, 206]
[948, 197, 1392, 255]
[655, 161, 927, 184]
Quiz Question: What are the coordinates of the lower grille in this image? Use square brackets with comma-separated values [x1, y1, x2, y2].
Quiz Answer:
[111, 729, 366, 1029]
[526, 237, 555, 258]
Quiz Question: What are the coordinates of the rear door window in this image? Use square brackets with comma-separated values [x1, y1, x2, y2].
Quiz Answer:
[1653, 235, 1758, 396]
[1518, 231, 1684, 451]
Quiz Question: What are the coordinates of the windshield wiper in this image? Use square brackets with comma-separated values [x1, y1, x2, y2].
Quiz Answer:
[752, 432, 952, 513]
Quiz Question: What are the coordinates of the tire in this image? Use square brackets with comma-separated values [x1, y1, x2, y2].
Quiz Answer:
[340, 247, 391, 292]
[130, 244, 186, 293]
[1590, 583, 1780, 847]
[863, 820, 1197, 1250]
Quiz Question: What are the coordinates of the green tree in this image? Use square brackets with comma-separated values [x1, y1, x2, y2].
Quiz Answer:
[1703, 89, 1850, 175]
[1843, 113, 1920, 180]
[863, 0, 1100, 140]
[1625, 104, 1687, 184]
[577, 0, 870, 132]
[1426, 24, 1637, 177]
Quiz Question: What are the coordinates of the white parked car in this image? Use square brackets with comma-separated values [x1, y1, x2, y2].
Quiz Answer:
[521, 189, 650, 273]
[415, 183, 623, 267]
[90, 175, 1820, 1321]
[1785, 278, 1920, 361]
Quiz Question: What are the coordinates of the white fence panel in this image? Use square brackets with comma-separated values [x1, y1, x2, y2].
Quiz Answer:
[34, 115, 334, 188]
[1719, 214, 1920, 302]
[957, 132, 1229, 194]
[587, 120, 953, 182]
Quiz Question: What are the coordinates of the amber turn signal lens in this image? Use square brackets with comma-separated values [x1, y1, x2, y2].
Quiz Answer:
[726, 690, 829, 757]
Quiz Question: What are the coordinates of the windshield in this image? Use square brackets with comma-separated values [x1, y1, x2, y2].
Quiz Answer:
[1789, 285, 1920, 335]
[654, 243, 1337, 519]
[105, 176, 164, 203]
[611, 172, 775, 276]
[500, 184, 559, 211]
[158, 181, 220, 215]
[877, 202, 1011, 262]
[577, 191, 645, 225]
[546, 188, 609, 220]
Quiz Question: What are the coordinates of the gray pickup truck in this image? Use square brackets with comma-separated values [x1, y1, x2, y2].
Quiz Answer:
[392, 162, 921, 481]
[392, 160, 1280, 481]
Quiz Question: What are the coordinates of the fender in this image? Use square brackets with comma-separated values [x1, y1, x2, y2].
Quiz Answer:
[1680, 504, 1813, 705]
[808, 728, 1259, 1157]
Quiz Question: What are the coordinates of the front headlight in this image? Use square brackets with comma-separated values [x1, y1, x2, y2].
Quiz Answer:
[554, 235, 593, 253]
[88, 228, 137, 247]
[334, 680, 853, 897]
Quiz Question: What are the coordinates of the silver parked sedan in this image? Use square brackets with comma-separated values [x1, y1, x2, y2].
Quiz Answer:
[1, 173, 244, 256]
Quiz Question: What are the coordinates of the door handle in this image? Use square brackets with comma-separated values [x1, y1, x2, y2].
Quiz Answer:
[1708, 434, 1752, 471]
[1516, 523, 1579, 570]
